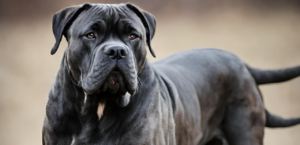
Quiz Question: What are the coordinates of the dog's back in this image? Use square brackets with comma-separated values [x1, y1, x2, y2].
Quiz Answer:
[153, 48, 300, 144]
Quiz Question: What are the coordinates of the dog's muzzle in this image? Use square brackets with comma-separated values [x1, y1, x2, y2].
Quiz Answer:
[81, 44, 137, 99]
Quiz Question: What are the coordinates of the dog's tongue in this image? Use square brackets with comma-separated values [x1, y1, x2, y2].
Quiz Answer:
[112, 77, 116, 84]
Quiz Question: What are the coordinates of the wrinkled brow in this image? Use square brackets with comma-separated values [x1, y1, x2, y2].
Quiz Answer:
[79, 20, 106, 35]
[117, 19, 140, 34]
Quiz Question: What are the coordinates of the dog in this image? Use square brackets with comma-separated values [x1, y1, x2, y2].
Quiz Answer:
[43, 3, 300, 145]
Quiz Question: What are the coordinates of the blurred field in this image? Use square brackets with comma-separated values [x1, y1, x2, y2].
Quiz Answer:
[0, 1, 300, 145]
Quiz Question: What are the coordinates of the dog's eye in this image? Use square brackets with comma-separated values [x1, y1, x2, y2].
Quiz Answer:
[86, 32, 95, 39]
[129, 34, 137, 40]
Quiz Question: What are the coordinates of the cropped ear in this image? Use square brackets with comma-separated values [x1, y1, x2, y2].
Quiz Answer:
[51, 3, 92, 55]
[126, 3, 156, 58]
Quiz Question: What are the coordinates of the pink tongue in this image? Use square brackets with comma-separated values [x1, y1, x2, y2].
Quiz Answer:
[112, 77, 116, 84]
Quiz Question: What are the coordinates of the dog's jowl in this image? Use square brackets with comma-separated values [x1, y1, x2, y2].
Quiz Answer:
[43, 3, 300, 145]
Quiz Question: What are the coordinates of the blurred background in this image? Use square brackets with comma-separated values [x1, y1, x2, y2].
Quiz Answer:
[1, 0, 300, 144]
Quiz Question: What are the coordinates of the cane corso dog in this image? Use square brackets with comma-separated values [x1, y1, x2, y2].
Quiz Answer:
[43, 3, 300, 145]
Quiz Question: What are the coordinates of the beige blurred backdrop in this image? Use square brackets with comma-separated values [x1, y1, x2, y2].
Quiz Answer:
[1, 0, 300, 145]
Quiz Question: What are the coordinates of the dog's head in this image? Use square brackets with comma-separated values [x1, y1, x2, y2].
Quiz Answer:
[51, 3, 156, 106]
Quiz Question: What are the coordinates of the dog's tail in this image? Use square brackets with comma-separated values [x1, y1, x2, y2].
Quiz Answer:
[265, 110, 300, 127]
[246, 64, 300, 127]
[246, 64, 300, 85]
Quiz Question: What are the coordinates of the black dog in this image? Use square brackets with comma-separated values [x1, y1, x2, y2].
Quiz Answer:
[43, 3, 300, 145]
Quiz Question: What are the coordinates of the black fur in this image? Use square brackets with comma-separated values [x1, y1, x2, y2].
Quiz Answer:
[43, 3, 300, 145]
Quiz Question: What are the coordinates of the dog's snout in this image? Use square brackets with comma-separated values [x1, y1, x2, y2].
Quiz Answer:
[104, 46, 128, 60]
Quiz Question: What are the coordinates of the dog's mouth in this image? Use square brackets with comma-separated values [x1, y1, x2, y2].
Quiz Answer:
[96, 68, 128, 95]
[82, 65, 136, 107]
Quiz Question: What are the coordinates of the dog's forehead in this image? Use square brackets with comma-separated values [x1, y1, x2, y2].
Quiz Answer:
[75, 4, 142, 27]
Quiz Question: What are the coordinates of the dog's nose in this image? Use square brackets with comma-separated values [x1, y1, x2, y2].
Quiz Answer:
[104, 46, 128, 60]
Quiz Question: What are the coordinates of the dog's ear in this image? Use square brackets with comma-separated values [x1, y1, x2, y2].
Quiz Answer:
[51, 3, 92, 55]
[141, 10, 156, 40]
[126, 3, 156, 58]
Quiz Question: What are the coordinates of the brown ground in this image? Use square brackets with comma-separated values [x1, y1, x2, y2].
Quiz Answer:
[0, 4, 300, 145]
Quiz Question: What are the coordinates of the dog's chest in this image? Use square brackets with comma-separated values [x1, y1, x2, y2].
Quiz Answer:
[75, 95, 176, 144]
